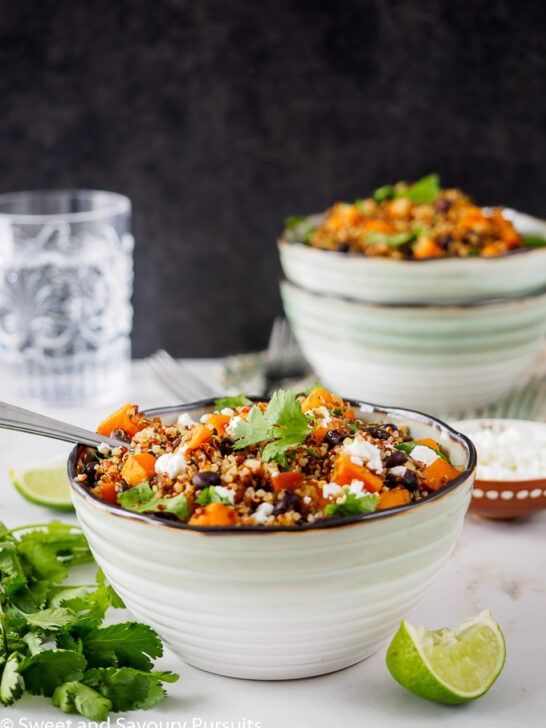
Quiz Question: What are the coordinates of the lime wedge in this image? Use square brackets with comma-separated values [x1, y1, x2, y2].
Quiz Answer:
[9, 456, 73, 511]
[386, 610, 505, 703]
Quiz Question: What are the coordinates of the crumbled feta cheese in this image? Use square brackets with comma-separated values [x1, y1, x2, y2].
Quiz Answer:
[155, 452, 187, 480]
[226, 416, 243, 438]
[308, 405, 333, 426]
[344, 437, 384, 473]
[303, 495, 312, 504]
[470, 425, 546, 480]
[389, 466, 407, 478]
[323, 482, 343, 499]
[177, 412, 197, 427]
[348, 479, 365, 496]
[214, 485, 235, 504]
[410, 445, 439, 467]
[220, 407, 235, 416]
[200, 414, 210, 424]
[98, 442, 111, 456]
[254, 502, 274, 524]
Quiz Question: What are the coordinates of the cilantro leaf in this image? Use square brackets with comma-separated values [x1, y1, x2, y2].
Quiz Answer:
[324, 493, 378, 517]
[80, 622, 163, 671]
[523, 234, 546, 247]
[233, 391, 312, 464]
[396, 441, 450, 463]
[232, 405, 272, 449]
[366, 230, 417, 247]
[195, 487, 233, 506]
[83, 666, 178, 712]
[299, 380, 323, 395]
[0, 651, 25, 706]
[373, 184, 396, 202]
[214, 394, 252, 409]
[53, 680, 112, 720]
[118, 483, 189, 522]
[17, 541, 68, 583]
[25, 607, 78, 631]
[402, 174, 441, 204]
[284, 216, 317, 244]
[262, 390, 312, 463]
[19, 649, 87, 696]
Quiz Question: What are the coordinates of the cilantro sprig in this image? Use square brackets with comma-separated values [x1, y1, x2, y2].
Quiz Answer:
[324, 492, 378, 518]
[213, 394, 252, 410]
[0, 521, 178, 718]
[372, 174, 441, 205]
[232, 390, 312, 464]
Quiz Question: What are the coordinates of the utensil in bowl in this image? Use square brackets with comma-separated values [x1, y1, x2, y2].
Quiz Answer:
[278, 209, 546, 304]
[67, 398, 476, 680]
[0, 400, 127, 449]
[280, 279, 546, 416]
[453, 418, 546, 519]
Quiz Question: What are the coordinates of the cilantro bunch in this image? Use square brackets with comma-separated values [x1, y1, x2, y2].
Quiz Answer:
[231, 390, 313, 464]
[0, 521, 178, 720]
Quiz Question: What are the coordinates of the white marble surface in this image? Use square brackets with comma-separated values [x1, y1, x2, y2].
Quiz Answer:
[1, 360, 544, 728]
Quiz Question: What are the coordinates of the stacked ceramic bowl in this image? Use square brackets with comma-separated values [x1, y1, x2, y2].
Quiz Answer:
[279, 209, 546, 415]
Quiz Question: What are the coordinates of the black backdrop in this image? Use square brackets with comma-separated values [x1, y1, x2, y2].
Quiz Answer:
[1, 0, 544, 357]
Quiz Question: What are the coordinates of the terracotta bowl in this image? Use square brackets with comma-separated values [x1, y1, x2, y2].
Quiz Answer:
[452, 418, 546, 519]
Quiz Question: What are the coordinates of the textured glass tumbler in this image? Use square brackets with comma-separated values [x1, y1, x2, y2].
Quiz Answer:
[0, 190, 133, 403]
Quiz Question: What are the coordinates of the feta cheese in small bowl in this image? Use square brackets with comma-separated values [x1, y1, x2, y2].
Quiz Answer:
[452, 418, 546, 519]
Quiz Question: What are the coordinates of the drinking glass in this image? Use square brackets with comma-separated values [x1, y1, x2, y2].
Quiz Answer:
[0, 190, 133, 403]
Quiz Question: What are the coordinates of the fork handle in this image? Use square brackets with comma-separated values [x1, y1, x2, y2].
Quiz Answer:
[0, 401, 123, 449]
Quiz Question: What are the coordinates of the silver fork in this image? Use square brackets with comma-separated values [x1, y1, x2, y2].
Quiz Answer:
[262, 317, 309, 396]
[147, 350, 217, 402]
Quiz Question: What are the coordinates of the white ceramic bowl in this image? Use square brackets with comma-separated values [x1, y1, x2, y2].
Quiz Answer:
[278, 209, 546, 304]
[280, 280, 546, 416]
[68, 400, 476, 680]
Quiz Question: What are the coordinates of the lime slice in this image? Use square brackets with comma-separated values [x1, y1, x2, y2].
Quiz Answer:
[9, 456, 73, 511]
[386, 610, 505, 703]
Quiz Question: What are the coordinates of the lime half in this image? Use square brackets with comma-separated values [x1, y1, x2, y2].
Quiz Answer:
[386, 610, 505, 703]
[9, 456, 73, 511]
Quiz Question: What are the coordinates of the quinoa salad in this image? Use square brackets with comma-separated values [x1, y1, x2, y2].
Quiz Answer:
[284, 174, 545, 259]
[77, 387, 463, 527]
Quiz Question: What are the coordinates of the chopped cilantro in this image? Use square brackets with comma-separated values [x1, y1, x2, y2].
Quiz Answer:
[523, 234, 546, 248]
[195, 487, 233, 506]
[402, 174, 441, 204]
[118, 482, 189, 521]
[213, 394, 252, 410]
[373, 184, 396, 202]
[300, 380, 323, 395]
[324, 492, 378, 517]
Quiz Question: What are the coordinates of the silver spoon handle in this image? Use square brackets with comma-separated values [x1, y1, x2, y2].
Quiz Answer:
[0, 401, 124, 449]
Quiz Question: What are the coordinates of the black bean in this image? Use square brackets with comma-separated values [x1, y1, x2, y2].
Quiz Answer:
[402, 470, 418, 492]
[385, 450, 408, 468]
[437, 234, 454, 250]
[273, 491, 302, 515]
[118, 482, 131, 493]
[435, 198, 452, 212]
[336, 242, 351, 253]
[192, 471, 221, 489]
[109, 427, 131, 443]
[363, 426, 392, 440]
[219, 440, 233, 456]
[324, 429, 344, 450]
[84, 461, 97, 485]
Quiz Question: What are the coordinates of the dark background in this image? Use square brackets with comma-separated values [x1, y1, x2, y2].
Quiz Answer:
[1, 0, 544, 357]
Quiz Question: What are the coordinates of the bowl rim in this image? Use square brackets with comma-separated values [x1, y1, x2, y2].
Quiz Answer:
[280, 277, 546, 310]
[278, 207, 546, 263]
[67, 397, 476, 535]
